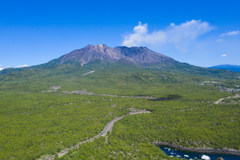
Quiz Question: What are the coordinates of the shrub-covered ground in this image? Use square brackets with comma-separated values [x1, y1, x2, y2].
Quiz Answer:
[0, 63, 239, 159]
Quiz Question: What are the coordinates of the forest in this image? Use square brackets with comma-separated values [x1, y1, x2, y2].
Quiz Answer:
[0, 62, 239, 160]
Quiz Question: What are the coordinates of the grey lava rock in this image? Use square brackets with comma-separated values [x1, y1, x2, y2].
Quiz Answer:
[115, 46, 174, 64]
[56, 44, 175, 65]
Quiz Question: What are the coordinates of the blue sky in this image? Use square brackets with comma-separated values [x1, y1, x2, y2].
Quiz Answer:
[0, 0, 239, 70]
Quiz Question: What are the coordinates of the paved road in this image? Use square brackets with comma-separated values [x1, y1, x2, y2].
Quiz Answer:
[100, 116, 125, 136]
[44, 110, 150, 160]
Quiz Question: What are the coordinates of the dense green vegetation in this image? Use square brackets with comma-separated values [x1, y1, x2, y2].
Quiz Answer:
[0, 61, 239, 159]
[59, 103, 240, 160]
[222, 97, 240, 105]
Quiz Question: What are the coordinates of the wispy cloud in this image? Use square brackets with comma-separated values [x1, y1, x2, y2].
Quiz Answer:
[122, 20, 214, 51]
[15, 64, 28, 68]
[0, 64, 3, 71]
[216, 39, 223, 42]
[220, 30, 239, 37]
[221, 54, 227, 57]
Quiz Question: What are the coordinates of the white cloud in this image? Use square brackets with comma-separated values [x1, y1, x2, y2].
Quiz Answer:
[170, 23, 175, 27]
[221, 54, 226, 57]
[0, 68, 3, 71]
[220, 30, 239, 37]
[15, 64, 28, 68]
[122, 20, 214, 51]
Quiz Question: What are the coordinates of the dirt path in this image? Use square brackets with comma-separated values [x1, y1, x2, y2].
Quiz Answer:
[81, 71, 95, 76]
[214, 94, 240, 104]
[43, 110, 150, 160]
[214, 98, 224, 104]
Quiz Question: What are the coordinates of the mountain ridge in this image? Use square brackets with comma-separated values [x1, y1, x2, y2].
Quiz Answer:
[114, 46, 174, 65]
[1, 45, 240, 80]
[54, 44, 175, 66]
[209, 64, 240, 73]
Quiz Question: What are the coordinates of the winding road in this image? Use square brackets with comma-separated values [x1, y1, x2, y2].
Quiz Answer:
[43, 110, 150, 160]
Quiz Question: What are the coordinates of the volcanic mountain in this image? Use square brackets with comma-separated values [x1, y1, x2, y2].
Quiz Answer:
[53, 44, 175, 65]
[1, 44, 240, 80]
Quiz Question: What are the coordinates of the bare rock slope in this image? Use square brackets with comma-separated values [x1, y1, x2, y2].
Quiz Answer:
[57, 44, 175, 65]
[114, 46, 174, 64]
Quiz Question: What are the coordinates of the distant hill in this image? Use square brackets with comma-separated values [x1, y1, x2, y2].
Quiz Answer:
[209, 65, 240, 73]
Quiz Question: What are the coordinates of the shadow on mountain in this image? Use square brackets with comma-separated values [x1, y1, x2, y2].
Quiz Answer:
[148, 94, 182, 101]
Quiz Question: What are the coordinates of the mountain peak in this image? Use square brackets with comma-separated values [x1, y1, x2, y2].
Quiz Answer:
[95, 44, 107, 47]
[93, 44, 109, 51]
[56, 45, 175, 65]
